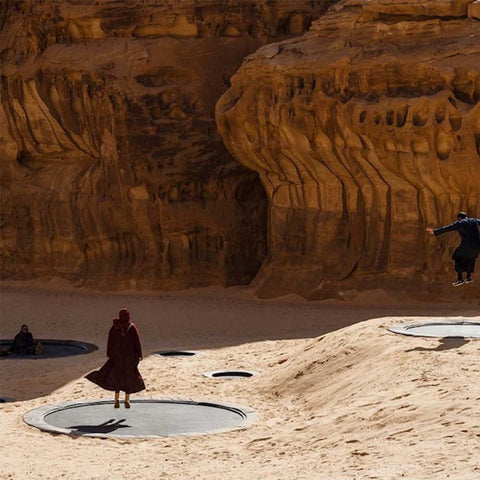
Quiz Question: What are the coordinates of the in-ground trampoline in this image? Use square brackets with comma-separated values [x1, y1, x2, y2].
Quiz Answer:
[24, 399, 255, 438]
[203, 370, 259, 379]
[0, 397, 15, 403]
[153, 350, 197, 357]
[0, 339, 98, 359]
[388, 320, 480, 338]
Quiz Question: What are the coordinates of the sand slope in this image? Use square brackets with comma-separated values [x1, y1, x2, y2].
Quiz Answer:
[1, 284, 479, 479]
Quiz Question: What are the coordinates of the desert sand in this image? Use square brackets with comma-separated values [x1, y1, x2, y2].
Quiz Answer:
[0, 281, 479, 480]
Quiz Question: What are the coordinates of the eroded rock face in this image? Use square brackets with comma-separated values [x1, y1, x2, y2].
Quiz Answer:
[0, 0, 333, 289]
[217, 0, 480, 298]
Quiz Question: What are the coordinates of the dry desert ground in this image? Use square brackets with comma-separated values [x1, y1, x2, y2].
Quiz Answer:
[1, 281, 479, 480]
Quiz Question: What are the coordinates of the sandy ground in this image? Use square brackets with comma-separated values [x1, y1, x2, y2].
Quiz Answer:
[0, 281, 479, 480]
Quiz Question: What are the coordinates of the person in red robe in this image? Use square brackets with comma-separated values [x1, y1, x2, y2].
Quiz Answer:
[86, 308, 145, 408]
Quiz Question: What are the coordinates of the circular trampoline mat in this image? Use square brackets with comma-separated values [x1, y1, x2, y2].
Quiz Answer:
[24, 399, 255, 438]
[153, 350, 196, 357]
[0, 339, 98, 359]
[204, 370, 259, 379]
[388, 321, 480, 338]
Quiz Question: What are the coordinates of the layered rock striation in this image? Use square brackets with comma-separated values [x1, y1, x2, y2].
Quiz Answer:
[0, 0, 334, 289]
[217, 0, 480, 298]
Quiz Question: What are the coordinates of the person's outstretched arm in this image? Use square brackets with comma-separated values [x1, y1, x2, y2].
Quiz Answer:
[426, 221, 459, 236]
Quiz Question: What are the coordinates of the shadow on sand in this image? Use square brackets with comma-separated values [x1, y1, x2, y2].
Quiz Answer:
[405, 337, 470, 352]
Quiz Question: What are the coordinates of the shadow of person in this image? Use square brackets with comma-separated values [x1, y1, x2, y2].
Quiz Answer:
[69, 418, 130, 434]
[405, 337, 470, 352]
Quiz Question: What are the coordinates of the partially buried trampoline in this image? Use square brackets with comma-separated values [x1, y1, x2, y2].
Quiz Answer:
[0, 339, 98, 359]
[388, 320, 480, 338]
[153, 350, 196, 357]
[24, 399, 256, 438]
[0, 397, 15, 403]
[203, 370, 259, 379]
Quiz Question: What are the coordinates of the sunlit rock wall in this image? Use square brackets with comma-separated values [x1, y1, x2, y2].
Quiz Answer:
[0, 0, 334, 289]
[217, 0, 480, 298]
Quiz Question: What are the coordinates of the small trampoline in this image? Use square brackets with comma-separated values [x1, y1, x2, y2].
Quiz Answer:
[153, 350, 197, 357]
[203, 370, 259, 379]
[0, 397, 15, 403]
[0, 339, 98, 359]
[388, 320, 480, 338]
[24, 399, 255, 438]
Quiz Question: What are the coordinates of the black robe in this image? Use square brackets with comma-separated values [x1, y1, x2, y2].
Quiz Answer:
[85, 322, 145, 394]
[434, 217, 480, 271]
[10, 331, 36, 355]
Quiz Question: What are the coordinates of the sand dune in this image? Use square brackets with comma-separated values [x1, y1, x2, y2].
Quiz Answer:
[1, 283, 479, 479]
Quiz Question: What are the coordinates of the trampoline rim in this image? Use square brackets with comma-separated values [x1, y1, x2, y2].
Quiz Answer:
[0, 339, 98, 358]
[153, 350, 198, 357]
[203, 369, 260, 379]
[23, 397, 257, 439]
[388, 321, 480, 338]
[0, 396, 16, 403]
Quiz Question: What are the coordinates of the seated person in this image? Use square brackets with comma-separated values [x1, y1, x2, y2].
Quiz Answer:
[10, 324, 43, 355]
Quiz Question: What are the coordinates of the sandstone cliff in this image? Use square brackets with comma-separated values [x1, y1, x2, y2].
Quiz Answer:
[217, 0, 480, 298]
[0, 0, 333, 289]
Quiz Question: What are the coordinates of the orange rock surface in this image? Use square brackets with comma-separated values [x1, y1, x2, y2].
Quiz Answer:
[0, 0, 332, 289]
[217, 0, 480, 298]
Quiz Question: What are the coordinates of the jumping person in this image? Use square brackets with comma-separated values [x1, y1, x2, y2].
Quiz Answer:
[426, 212, 480, 286]
[86, 308, 145, 408]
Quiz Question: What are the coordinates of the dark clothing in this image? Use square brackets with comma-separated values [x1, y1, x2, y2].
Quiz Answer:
[86, 321, 145, 394]
[434, 217, 480, 274]
[454, 258, 476, 276]
[10, 331, 36, 355]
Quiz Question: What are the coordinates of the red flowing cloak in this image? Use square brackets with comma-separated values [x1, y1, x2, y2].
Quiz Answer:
[86, 321, 145, 394]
